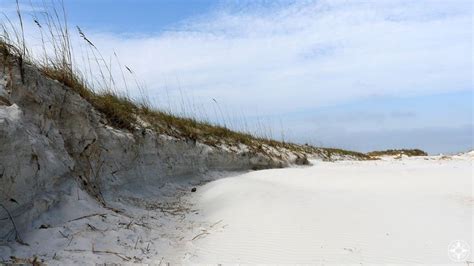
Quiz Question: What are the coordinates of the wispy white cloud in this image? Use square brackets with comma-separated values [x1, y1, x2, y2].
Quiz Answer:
[75, 0, 472, 116]
[2, 0, 471, 113]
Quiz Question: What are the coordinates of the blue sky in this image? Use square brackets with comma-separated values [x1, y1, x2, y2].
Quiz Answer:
[1, 0, 472, 154]
[63, 0, 217, 33]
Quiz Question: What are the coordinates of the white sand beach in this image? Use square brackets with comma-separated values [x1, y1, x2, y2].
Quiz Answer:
[1, 154, 472, 264]
[184, 155, 473, 264]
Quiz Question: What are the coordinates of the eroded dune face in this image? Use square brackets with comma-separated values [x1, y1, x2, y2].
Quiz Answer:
[0, 55, 294, 230]
[0, 53, 316, 264]
[185, 156, 473, 264]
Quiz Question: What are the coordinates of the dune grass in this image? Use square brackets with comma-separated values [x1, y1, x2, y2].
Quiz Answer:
[0, 1, 372, 160]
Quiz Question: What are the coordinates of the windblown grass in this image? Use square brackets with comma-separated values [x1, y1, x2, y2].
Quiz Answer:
[0, 0, 370, 159]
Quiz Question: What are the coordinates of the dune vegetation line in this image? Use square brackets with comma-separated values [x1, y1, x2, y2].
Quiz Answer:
[0, 0, 376, 160]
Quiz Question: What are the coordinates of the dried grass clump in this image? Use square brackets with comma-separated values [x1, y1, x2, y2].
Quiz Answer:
[93, 93, 138, 130]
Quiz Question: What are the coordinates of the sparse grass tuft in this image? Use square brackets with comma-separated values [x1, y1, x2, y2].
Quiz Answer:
[93, 93, 138, 130]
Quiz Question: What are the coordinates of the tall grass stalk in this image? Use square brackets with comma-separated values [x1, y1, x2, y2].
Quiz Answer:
[0, 0, 370, 159]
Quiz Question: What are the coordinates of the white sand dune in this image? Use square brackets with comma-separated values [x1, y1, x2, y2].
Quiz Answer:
[184, 156, 473, 264]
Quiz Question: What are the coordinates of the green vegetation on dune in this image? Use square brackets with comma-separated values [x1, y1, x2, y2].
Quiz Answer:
[367, 149, 428, 157]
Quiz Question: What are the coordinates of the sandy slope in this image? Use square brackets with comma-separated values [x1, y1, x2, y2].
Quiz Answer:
[183, 155, 473, 264]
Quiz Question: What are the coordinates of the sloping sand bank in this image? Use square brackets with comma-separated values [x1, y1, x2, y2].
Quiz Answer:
[184, 155, 473, 264]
